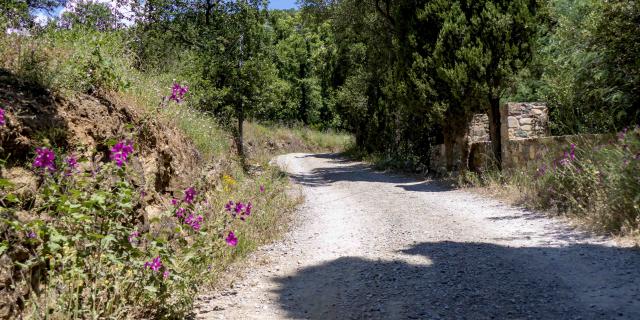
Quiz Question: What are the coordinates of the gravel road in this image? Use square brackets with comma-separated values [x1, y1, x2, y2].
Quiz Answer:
[196, 153, 640, 320]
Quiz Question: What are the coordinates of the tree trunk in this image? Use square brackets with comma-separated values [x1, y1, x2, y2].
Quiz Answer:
[444, 131, 454, 172]
[488, 96, 502, 169]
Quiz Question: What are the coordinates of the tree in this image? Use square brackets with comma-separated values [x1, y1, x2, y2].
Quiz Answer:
[1, 0, 65, 30]
[60, 1, 118, 31]
[132, 0, 274, 160]
[427, 0, 537, 166]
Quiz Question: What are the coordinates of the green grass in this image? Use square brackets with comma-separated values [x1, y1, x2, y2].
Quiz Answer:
[460, 130, 640, 238]
[0, 27, 352, 319]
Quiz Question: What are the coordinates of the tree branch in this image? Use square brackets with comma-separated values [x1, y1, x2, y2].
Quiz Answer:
[374, 0, 395, 28]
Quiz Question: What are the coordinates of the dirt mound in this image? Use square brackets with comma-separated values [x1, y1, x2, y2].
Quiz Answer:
[0, 69, 202, 196]
[0, 69, 212, 319]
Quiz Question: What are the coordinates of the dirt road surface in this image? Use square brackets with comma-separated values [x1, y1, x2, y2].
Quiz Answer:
[196, 153, 640, 320]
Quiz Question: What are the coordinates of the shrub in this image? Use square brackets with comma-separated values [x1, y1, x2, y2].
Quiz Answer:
[528, 128, 640, 233]
[0, 27, 132, 93]
[0, 138, 291, 318]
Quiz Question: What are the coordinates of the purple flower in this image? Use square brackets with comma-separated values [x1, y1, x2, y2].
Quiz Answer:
[26, 231, 36, 238]
[234, 202, 245, 214]
[110, 140, 134, 167]
[244, 202, 252, 216]
[171, 198, 180, 206]
[64, 154, 79, 176]
[169, 83, 189, 103]
[225, 200, 234, 212]
[259, 185, 265, 193]
[163, 270, 170, 279]
[536, 164, 547, 177]
[635, 152, 640, 160]
[66, 155, 78, 169]
[33, 147, 56, 172]
[184, 213, 203, 231]
[128, 231, 140, 243]
[0, 107, 5, 126]
[184, 187, 196, 204]
[176, 207, 186, 218]
[144, 256, 163, 272]
[569, 144, 576, 161]
[225, 231, 238, 247]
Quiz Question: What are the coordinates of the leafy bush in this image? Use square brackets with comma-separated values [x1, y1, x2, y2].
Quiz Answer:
[0, 28, 132, 93]
[0, 138, 293, 318]
[528, 128, 640, 233]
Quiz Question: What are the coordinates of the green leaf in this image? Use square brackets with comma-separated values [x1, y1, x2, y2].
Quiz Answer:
[143, 285, 157, 293]
[0, 241, 8, 255]
[5, 194, 19, 203]
[100, 234, 116, 248]
[0, 179, 14, 188]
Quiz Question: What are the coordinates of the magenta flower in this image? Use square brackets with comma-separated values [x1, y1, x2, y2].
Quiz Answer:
[163, 270, 170, 279]
[63, 154, 79, 176]
[184, 213, 203, 231]
[144, 256, 163, 272]
[176, 207, 186, 218]
[225, 200, 234, 212]
[226, 200, 253, 220]
[171, 198, 180, 206]
[184, 187, 196, 204]
[0, 107, 5, 126]
[169, 83, 189, 103]
[225, 231, 238, 247]
[260, 185, 265, 193]
[569, 144, 576, 161]
[128, 230, 140, 243]
[536, 164, 547, 177]
[245, 202, 252, 216]
[26, 231, 36, 238]
[33, 147, 56, 172]
[234, 202, 245, 214]
[110, 140, 134, 167]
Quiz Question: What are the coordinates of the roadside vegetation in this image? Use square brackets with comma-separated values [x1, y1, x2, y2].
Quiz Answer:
[0, 2, 349, 318]
[324, 0, 638, 237]
[0, 0, 638, 317]
[461, 129, 640, 237]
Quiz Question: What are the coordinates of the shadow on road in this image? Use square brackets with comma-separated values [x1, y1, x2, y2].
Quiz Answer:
[287, 154, 450, 192]
[272, 241, 640, 319]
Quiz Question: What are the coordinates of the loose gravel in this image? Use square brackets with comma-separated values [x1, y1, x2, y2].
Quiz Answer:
[196, 153, 640, 320]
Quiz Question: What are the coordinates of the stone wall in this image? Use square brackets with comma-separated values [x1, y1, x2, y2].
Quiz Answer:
[428, 102, 563, 174]
[429, 113, 490, 174]
[469, 114, 490, 143]
[501, 134, 611, 170]
[501, 102, 549, 140]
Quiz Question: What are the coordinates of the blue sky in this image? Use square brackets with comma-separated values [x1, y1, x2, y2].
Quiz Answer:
[268, 0, 299, 10]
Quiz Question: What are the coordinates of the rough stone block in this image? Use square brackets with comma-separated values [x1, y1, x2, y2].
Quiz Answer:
[507, 116, 519, 128]
[520, 125, 532, 131]
[515, 130, 529, 138]
[519, 118, 533, 125]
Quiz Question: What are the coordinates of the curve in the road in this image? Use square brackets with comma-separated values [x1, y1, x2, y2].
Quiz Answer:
[196, 153, 640, 320]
